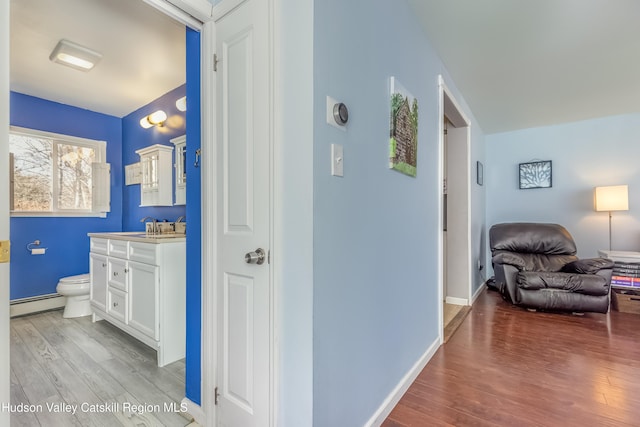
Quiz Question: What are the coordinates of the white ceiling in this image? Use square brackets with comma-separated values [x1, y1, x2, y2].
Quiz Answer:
[12, 0, 640, 134]
[408, 0, 640, 134]
[10, 0, 185, 118]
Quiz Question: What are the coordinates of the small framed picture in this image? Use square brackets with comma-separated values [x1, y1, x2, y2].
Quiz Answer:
[476, 161, 483, 186]
[519, 160, 552, 189]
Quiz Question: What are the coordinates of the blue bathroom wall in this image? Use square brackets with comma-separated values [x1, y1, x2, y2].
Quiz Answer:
[9, 92, 123, 300]
[184, 28, 202, 405]
[121, 85, 187, 231]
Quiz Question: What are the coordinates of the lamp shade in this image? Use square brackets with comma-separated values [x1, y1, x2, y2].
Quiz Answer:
[594, 185, 629, 212]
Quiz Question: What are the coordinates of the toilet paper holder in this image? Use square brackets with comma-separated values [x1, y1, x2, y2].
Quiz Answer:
[26, 240, 47, 254]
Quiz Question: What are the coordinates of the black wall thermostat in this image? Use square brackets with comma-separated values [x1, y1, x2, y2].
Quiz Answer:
[333, 102, 349, 126]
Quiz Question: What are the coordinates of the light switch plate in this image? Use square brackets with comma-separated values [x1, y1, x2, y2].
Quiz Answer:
[331, 144, 344, 177]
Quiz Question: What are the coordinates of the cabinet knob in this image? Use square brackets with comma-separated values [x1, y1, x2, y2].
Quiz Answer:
[113, 302, 118, 307]
[102, 263, 106, 267]
[113, 271, 118, 276]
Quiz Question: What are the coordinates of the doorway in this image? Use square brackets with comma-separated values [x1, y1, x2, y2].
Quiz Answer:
[438, 76, 471, 343]
[6, 0, 198, 423]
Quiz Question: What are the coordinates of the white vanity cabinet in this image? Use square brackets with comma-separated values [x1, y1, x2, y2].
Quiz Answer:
[89, 241, 108, 313]
[136, 144, 174, 207]
[127, 260, 159, 340]
[171, 135, 186, 206]
[88, 233, 185, 367]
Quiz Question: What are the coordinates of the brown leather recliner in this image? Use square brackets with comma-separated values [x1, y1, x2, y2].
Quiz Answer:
[490, 223, 614, 313]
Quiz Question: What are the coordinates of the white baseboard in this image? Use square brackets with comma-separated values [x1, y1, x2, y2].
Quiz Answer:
[181, 397, 205, 426]
[472, 281, 487, 304]
[364, 336, 440, 427]
[10, 295, 66, 317]
[445, 296, 468, 306]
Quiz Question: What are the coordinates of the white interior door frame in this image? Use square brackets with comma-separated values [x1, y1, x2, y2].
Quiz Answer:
[0, 0, 11, 423]
[200, 16, 218, 427]
[437, 75, 472, 343]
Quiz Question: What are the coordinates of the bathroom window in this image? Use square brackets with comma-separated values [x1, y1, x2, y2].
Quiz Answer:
[9, 126, 110, 217]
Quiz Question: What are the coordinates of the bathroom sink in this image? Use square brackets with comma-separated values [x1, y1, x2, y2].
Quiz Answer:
[145, 233, 185, 239]
[109, 232, 185, 239]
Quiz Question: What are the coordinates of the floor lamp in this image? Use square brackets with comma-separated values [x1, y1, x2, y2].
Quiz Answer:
[594, 185, 629, 251]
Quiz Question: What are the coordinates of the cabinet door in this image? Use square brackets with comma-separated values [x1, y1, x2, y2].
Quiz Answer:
[89, 253, 108, 312]
[171, 135, 186, 206]
[137, 145, 174, 206]
[128, 260, 159, 340]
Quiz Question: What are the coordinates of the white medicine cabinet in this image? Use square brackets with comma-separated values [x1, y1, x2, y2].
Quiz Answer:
[135, 144, 174, 206]
[171, 135, 186, 205]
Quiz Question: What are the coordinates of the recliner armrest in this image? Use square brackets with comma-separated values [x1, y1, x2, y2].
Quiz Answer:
[492, 252, 528, 270]
[560, 257, 614, 274]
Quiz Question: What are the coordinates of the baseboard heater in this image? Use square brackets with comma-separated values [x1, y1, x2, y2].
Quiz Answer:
[10, 293, 66, 318]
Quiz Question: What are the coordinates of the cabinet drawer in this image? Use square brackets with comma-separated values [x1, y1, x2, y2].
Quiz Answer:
[90, 238, 108, 255]
[108, 239, 129, 258]
[129, 242, 158, 265]
[108, 258, 128, 291]
[107, 288, 128, 323]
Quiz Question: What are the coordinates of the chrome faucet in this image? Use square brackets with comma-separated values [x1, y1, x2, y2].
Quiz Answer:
[174, 216, 186, 234]
[140, 216, 158, 234]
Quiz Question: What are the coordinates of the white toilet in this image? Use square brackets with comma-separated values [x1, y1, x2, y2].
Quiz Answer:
[56, 273, 92, 318]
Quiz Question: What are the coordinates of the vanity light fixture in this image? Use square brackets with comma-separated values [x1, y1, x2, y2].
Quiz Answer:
[140, 110, 168, 129]
[176, 96, 187, 112]
[49, 39, 102, 72]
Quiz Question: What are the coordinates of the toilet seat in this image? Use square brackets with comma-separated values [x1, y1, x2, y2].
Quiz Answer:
[59, 273, 90, 284]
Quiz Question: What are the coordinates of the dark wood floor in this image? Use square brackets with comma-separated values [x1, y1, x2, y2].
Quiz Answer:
[384, 288, 640, 427]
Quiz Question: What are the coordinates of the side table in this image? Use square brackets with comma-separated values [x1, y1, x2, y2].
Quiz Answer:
[598, 250, 640, 314]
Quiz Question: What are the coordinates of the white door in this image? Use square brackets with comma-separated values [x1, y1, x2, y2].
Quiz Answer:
[0, 0, 10, 422]
[216, 0, 271, 426]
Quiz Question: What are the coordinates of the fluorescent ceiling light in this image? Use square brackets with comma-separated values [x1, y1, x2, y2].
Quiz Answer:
[50, 39, 102, 72]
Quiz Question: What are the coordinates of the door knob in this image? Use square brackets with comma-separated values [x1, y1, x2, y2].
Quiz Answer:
[245, 248, 266, 265]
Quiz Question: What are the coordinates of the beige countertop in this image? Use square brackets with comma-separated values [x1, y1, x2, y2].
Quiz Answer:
[88, 231, 186, 244]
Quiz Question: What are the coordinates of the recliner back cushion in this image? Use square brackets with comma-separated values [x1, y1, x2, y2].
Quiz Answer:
[490, 223, 577, 256]
[493, 251, 578, 272]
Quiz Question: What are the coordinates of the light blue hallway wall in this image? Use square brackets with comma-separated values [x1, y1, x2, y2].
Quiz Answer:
[486, 113, 640, 263]
[313, 1, 485, 425]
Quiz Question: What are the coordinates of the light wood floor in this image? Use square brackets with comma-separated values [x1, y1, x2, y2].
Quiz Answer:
[442, 303, 471, 344]
[385, 288, 640, 426]
[443, 303, 462, 327]
[10, 309, 194, 427]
